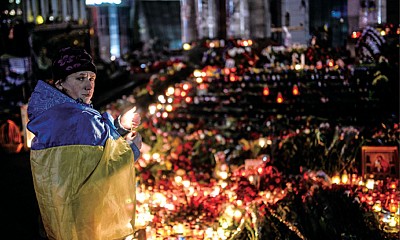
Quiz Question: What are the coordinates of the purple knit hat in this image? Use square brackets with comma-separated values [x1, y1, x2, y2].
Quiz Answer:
[52, 47, 97, 81]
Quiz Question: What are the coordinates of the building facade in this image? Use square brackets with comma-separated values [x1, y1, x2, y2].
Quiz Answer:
[2, 0, 397, 61]
[22, 0, 87, 24]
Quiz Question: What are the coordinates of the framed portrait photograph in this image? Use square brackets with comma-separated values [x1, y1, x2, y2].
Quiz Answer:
[361, 146, 399, 179]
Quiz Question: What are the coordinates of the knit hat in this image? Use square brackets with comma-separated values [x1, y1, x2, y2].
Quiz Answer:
[52, 47, 97, 81]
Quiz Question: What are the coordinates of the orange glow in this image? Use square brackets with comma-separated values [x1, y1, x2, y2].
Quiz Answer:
[239, 39, 253, 46]
[276, 92, 284, 103]
[351, 31, 361, 39]
[224, 68, 230, 75]
[315, 60, 323, 69]
[263, 86, 270, 96]
[182, 43, 191, 50]
[328, 60, 334, 67]
[165, 105, 173, 112]
[229, 74, 236, 82]
[292, 85, 299, 95]
[199, 83, 208, 90]
[193, 69, 202, 77]
[181, 91, 187, 97]
[341, 174, 348, 184]
[331, 175, 340, 184]
[174, 88, 181, 96]
[183, 83, 190, 90]
[389, 202, 398, 213]
[185, 96, 192, 103]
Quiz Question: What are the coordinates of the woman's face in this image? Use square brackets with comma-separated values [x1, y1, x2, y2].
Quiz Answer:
[60, 71, 96, 104]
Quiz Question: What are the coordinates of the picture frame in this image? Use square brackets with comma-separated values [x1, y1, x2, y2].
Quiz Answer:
[361, 146, 399, 179]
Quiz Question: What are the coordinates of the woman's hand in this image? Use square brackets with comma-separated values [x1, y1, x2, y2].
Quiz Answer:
[124, 131, 142, 150]
[120, 107, 141, 131]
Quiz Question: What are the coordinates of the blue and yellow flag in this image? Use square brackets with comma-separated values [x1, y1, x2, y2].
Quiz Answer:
[28, 80, 138, 240]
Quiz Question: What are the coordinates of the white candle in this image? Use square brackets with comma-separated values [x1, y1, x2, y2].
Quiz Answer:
[301, 53, 305, 66]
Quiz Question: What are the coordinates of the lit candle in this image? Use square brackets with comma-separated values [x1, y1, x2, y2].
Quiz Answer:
[182, 180, 191, 188]
[276, 92, 284, 103]
[174, 223, 185, 235]
[372, 201, 382, 212]
[219, 171, 228, 180]
[351, 174, 358, 185]
[175, 176, 182, 184]
[389, 182, 397, 190]
[389, 202, 398, 213]
[366, 179, 375, 190]
[234, 209, 242, 222]
[331, 175, 340, 185]
[341, 173, 348, 184]
[219, 180, 228, 189]
[388, 217, 397, 227]
[205, 228, 213, 239]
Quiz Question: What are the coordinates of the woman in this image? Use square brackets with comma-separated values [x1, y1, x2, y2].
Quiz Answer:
[27, 47, 141, 240]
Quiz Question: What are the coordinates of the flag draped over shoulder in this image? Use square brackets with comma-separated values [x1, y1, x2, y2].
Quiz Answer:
[27, 80, 138, 240]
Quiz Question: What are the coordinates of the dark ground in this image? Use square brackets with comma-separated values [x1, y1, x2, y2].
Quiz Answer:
[1, 150, 43, 239]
